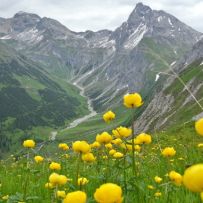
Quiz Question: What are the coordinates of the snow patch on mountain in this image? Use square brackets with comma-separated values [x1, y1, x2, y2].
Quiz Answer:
[0, 35, 11, 40]
[157, 16, 163, 22]
[168, 18, 173, 27]
[124, 23, 147, 50]
[16, 28, 43, 43]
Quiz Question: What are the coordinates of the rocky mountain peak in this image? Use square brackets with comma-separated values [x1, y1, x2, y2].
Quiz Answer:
[134, 2, 152, 15]
[127, 3, 152, 24]
[12, 11, 41, 32]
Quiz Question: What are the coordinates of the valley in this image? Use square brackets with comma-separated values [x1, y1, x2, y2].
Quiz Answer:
[0, 2, 202, 154]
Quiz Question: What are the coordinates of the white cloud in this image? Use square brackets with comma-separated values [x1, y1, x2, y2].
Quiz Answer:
[0, 0, 202, 32]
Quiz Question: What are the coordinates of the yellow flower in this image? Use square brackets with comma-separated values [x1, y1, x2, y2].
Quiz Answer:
[113, 152, 124, 159]
[154, 192, 162, 197]
[112, 127, 132, 138]
[63, 191, 87, 203]
[200, 192, 203, 201]
[58, 143, 69, 151]
[134, 133, 152, 144]
[49, 162, 61, 170]
[34, 155, 44, 163]
[178, 157, 184, 160]
[63, 154, 70, 159]
[134, 145, 141, 152]
[112, 138, 122, 145]
[198, 143, 203, 147]
[169, 171, 182, 186]
[161, 147, 176, 157]
[195, 118, 203, 136]
[96, 132, 112, 144]
[82, 153, 96, 162]
[23, 139, 35, 148]
[49, 173, 67, 186]
[45, 182, 54, 189]
[183, 164, 203, 192]
[2, 195, 9, 200]
[94, 183, 123, 203]
[103, 111, 116, 123]
[105, 143, 113, 149]
[109, 149, 117, 156]
[57, 190, 66, 198]
[78, 177, 89, 186]
[147, 185, 155, 190]
[58, 175, 68, 185]
[91, 141, 101, 148]
[72, 141, 90, 154]
[154, 176, 162, 183]
[123, 93, 143, 108]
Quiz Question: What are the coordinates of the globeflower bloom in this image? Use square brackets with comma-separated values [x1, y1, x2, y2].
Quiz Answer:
[147, 185, 155, 190]
[113, 152, 124, 159]
[162, 147, 176, 157]
[112, 138, 122, 145]
[96, 132, 112, 144]
[49, 173, 67, 186]
[78, 177, 89, 186]
[154, 176, 163, 183]
[105, 143, 113, 149]
[123, 93, 143, 108]
[72, 141, 90, 154]
[183, 164, 203, 192]
[135, 133, 152, 144]
[82, 153, 96, 162]
[169, 171, 182, 186]
[58, 143, 69, 151]
[112, 127, 132, 138]
[2, 195, 9, 200]
[195, 118, 203, 136]
[91, 141, 101, 148]
[109, 149, 116, 156]
[57, 190, 66, 198]
[198, 143, 203, 147]
[34, 155, 44, 163]
[23, 139, 35, 148]
[63, 191, 87, 203]
[45, 182, 54, 189]
[94, 183, 123, 203]
[154, 192, 162, 197]
[49, 162, 61, 170]
[103, 111, 115, 123]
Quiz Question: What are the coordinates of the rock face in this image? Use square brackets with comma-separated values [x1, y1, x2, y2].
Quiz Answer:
[0, 3, 202, 112]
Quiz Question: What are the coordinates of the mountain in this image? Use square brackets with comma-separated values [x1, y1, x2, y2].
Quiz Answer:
[134, 38, 203, 133]
[0, 3, 202, 112]
[0, 3, 203, 151]
[0, 41, 89, 153]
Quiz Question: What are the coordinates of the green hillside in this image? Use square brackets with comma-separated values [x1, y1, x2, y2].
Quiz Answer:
[0, 42, 89, 154]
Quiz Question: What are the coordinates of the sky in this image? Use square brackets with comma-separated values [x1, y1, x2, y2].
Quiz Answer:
[0, 0, 203, 32]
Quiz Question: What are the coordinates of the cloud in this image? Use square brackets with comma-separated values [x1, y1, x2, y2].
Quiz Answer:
[0, 0, 202, 32]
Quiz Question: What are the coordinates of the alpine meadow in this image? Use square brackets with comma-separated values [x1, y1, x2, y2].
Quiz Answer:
[0, 1, 203, 203]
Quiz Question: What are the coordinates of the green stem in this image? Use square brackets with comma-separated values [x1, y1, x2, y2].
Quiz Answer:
[75, 152, 82, 187]
[23, 151, 30, 201]
[123, 153, 127, 194]
[131, 109, 136, 176]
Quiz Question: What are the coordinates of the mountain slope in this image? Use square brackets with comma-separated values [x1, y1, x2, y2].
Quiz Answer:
[79, 3, 202, 110]
[0, 42, 89, 152]
[134, 39, 203, 133]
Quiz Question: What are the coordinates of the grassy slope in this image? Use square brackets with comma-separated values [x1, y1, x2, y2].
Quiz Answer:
[160, 59, 203, 129]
